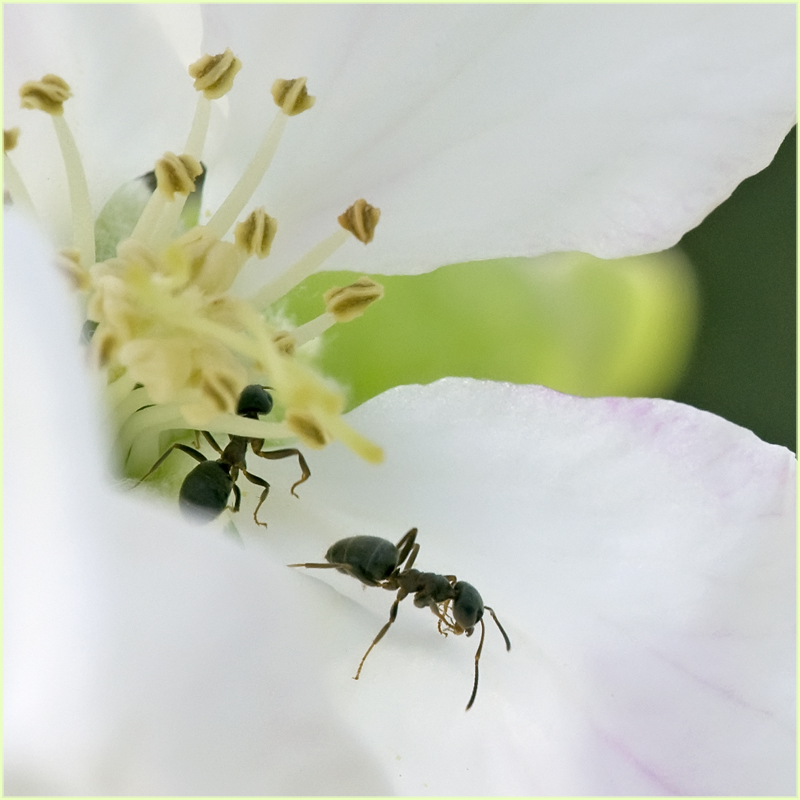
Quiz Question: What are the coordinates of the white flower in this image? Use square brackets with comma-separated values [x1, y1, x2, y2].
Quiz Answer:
[4, 5, 796, 795]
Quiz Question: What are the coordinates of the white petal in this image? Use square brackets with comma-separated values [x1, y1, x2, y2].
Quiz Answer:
[201, 5, 796, 280]
[278, 379, 795, 794]
[6, 214, 794, 793]
[4, 215, 387, 794]
[7, 6, 793, 281]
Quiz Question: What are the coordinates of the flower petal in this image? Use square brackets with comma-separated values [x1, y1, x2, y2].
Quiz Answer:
[6, 212, 794, 793]
[201, 5, 796, 280]
[4, 214, 388, 794]
[279, 379, 795, 794]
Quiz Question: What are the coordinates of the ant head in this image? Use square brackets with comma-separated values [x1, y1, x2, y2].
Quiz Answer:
[237, 384, 274, 417]
[452, 581, 484, 634]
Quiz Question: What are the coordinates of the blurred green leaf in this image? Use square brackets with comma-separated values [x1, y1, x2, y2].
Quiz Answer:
[279, 249, 698, 411]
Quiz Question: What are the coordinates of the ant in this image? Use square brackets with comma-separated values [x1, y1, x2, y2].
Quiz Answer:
[290, 528, 511, 710]
[137, 384, 309, 527]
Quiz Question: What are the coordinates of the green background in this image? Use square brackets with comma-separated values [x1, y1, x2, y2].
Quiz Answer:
[283, 127, 795, 452]
[675, 127, 796, 451]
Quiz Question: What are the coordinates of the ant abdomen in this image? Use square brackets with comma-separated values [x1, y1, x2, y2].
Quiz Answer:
[326, 536, 400, 586]
[178, 461, 233, 521]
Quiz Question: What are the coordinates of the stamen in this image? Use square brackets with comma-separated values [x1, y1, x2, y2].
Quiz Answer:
[291, 313, 336, 348]
[4, 128, 20, 151]
[16, 60, 387, 478]
[338, 198, 381, 244]
[205, 76, 314, 240]
[291, 278, 384, 348]
[249, 229, 349, 311]
[321, 412, 384, 464]
[271, 78, 315, 116]
[250, 200, 381, 311]
[19, 74, 71, 115]
[204, 113, 287, 239]
[144, 97, 211, 247]
[154, 152, 203, 200]
[323, 276, 384, 322]
[284, 410, 330, 449]
[51, 114, 96, 267]
[20, 75, 95, 266]
[184, 96, 211, 160]
[56, 247, 90, 290]
[235, 208, 278, 258]
[4, 129, 37, 216]
[273, 330, 296, 356]
[188, 49, 242, 100]
[132, 52, 235, 249]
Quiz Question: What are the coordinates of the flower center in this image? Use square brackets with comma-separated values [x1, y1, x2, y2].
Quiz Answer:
[8, 50, 386, 485]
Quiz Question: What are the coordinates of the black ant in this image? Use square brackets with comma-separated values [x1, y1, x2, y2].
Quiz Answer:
[290, 528, 511, 710]
[137, 384, 309, 527]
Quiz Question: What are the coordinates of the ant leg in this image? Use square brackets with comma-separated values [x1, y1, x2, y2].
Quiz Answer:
[485, 606, 512, 651]
[465, 617, 486, 711]
[201, 431, 225, 456]
[136, 443, 207, 486]
[354, 588, 409, 680]
[226, 482, 242, 515]
[241, 469, 270, 529]
[250, 442, 310, 497]
[394, 528, 418, 569]
[436, 599, 457, 636]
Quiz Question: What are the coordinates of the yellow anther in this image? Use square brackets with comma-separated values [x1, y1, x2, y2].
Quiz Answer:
[19, 74, 72, 115]
[324, 276, 384, 322]
[235, 208, 278, 258]
[4, 128, 20, 152]
[195, 372, 242, 416]
[273, 330, 296, 356]
[154, 153, 203, 200]
[338, 198, 381, 244]
[188, 49, 242, 100]
[285, 410, 330, 449]
[90, 320, 121, 367]
[56, 247, 91, 291]
[271, 78, 315, 116]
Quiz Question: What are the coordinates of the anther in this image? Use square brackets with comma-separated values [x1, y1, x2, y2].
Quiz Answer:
[154, 153, 204, 200]
[338, 199, 381, 244]
[19, 74, 72, 115]
[285, 410, 330, 449]
[271, 77, 315, 116]
[235, 208, 278, 258]
[188, 49, 242, 100]
[3, 127, 36, 216]
[4, 128, 20, 152]
[56, 247, 90, 291]
[273, 330, 296, 356]
[324, 277, 385, 322]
